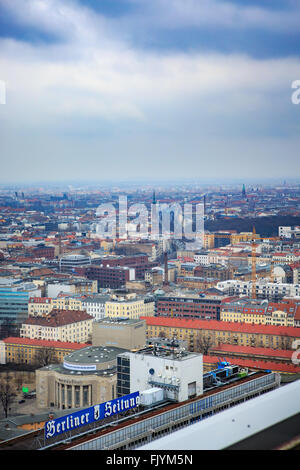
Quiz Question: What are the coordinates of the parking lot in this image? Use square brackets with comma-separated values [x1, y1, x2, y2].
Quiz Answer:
[0, 391, 41, 420]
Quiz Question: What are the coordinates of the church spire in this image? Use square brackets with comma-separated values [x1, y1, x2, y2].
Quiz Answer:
[152, 190, 156, 204]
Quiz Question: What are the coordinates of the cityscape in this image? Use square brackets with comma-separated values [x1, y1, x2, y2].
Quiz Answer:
[0, 0, 300, 457]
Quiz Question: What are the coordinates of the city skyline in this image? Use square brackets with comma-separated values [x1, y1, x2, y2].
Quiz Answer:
[0, 0, 300, 184]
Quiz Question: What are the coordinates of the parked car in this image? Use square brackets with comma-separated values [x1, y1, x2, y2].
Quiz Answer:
[23, 391, 36, 399]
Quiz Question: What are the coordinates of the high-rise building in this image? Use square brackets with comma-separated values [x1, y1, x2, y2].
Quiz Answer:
[0, 281, 42, 334]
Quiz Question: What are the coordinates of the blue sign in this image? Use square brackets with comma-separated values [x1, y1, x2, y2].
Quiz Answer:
[44, 391, 140, 440]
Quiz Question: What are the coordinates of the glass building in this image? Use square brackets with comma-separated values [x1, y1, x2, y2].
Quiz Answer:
[0, 282, 41, 334]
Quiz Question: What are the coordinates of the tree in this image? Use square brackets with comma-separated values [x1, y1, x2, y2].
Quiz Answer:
[280, 335, 292, 350]
[250, 335, 258, 347]
[35, 347, 58, 367]
[0, 372, 17, 418]
[195, 331, 214, 355]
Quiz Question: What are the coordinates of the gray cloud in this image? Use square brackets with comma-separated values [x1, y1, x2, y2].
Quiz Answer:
[0, 0, 299, 183]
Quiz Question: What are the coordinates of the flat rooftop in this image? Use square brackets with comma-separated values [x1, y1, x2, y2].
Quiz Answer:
[124, 345, 199, 361]
[40, 345, 128, 376]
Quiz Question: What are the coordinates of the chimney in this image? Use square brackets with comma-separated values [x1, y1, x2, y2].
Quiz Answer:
[163, 252, 169, 286]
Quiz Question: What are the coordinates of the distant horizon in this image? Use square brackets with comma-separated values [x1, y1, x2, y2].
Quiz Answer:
[0, 176, 300, 192]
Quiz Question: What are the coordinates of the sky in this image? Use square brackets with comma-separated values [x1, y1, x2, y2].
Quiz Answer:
[0, 0, 300, 185]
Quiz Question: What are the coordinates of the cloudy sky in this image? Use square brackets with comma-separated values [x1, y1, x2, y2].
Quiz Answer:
[0, 0, 300, 184]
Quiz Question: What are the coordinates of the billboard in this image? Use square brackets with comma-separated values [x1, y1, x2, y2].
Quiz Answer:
[44, 391, 140, 440]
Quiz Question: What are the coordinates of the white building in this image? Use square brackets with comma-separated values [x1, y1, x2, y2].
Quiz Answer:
[81, 295, 109, 321]
[59, 254, 91, 273]
[272, 252, 300, 265]
[217, 279, 300, 300]
[118, 346, 203, 403]
[279, 226, 300, 239]
[46, 279, 97, 298]
[293, 265, 300, 285]
[194, 252, 210, 266]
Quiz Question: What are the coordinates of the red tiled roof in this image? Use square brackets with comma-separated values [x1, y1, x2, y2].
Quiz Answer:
[267, 301, 300, 320]
[23, 309, 93, 327]
[289, 262, 300, 269]
[29, 297, 52, 304]
[141, 316, 300, 337]
[210, 343, 293, 359]
[2, 336, 89, 349]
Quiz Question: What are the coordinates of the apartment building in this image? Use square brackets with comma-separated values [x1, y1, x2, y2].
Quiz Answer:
[20, 309, 93, 343]
[155, 293, 224, 321]
[265, 300, 300, 327]
[194, 251, 210, 266]
[46, 279, 98, 297]
[291, 262, 300, 284]
[278, 226, 300, 239]
[141, 316, 300, 351]
[217, 280, 300, 301]
[220, 299, 268, 325]
[81, 294, 110, 321]
[176, 276, 218, 290]
[105, 292, 155, 319]
[89, 254, 157, 280]
[28, 297, 53, 316]
[272, 252, 300, 265]
[28, 296, 83, 316]
[59, 253, 91, 273]
[194, 264, 235, 281]
[86, 265, 134, 289]
[0, 336, 88, 365]
[221, 297, 300, 328]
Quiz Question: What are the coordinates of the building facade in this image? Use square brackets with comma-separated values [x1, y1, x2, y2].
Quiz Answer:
[141, 316, 300, 352]
[92, 317, 146, 350]
[220, 299, 268, 325]
[81, 295, 110, 321]
[28, 296, 84, 317]
[20, 309, 94, 343]
[0, 336, 88, 365]
[59, 254, 91, 273]
[36, 345, 127, 410]
[46, 279, 97, 298]
[155, 293, 224, 321]
[117, 346, 203, 402]
[105, 292, 155, 319]
[0, 282, 42, 331]
[86, 265, 133, 289]
[217, 280, 300, 301]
